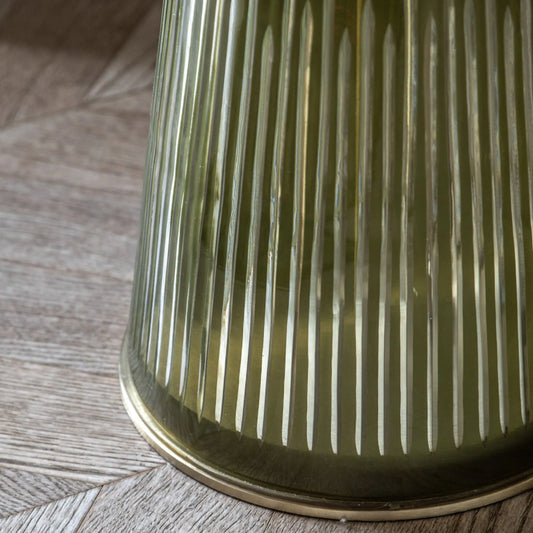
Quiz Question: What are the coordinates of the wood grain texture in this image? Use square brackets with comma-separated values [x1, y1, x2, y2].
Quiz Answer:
[0, 356, 164, 484]
[77, 463, 273, 533]
[0, 0, 532, 530]
[0, 100, 151, 179]
[87, 1, 161, 99]
[0, 487, 100, 533]
[0, 94, 149, 281]
[0, 469, 94, 518]
[0, 0, 155, 127]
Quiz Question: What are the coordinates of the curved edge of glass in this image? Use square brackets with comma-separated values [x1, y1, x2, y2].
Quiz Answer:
[119, 333, 533, 521]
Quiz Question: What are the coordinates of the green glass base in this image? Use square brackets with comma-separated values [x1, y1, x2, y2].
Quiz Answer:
[119, 341, 533, 521]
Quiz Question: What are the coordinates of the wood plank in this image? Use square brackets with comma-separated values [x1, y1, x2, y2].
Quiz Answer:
[0, 0, 82, 127]
[88, 1, 161, 100]
[0, 357, 164, 484]
[0, 486, 100, 533]
[0, 260, 130, 376]
[262, 499, 533, 532]
[75, 461, 532, 532]
[0, 106, 150, 177]
[0, 164, 141, 228]
[88, 86, 154, 117]
[0, 468, 94, 519]
[0, 175, 140, 280]
[0, 261, 130, 322]
[0, 151, 143, 196]
[2, 311, 127, 376]
[0, 0, 154, 127]
[467, 492, 533, 533]
[0, 91, 150, 280]
[77, 463, 273, 533]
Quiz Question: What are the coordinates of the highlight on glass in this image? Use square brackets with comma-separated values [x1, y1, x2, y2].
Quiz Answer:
[120, 0, 533, 519]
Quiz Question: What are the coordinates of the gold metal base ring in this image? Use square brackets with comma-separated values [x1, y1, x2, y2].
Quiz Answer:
[119, 345, 533, 521]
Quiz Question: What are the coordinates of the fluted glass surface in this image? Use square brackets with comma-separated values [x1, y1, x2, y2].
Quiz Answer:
[121, 0, 533, 517]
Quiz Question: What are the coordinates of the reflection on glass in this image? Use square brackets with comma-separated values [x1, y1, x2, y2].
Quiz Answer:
[121, 0, 533, 519]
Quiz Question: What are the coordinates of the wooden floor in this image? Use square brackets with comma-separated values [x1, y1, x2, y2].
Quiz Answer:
[0, 1, 532, 531]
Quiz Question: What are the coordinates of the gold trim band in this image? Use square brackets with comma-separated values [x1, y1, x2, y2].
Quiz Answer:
[119, 345, 533, 521]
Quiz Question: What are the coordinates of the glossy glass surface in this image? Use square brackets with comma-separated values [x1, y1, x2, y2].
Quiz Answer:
[122, 0, 533, 515]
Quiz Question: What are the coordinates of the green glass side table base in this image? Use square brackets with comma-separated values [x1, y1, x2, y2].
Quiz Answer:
[121, 0, 533, 520]
[121, 339, 533, 520]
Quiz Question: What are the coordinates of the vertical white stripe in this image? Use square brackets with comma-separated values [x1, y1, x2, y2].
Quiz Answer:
[307, 0, 334, 452]
[214, 0, 259, 423]
[354, 0, 375, 455]
[445, 0, 464, 448]
[504, 10, 530, 425]
[399, 0, 418, 455]
[235, 27, 274, 433]
[331, 30, 351, 456]
[257, 0, 296, 441]
[485, 0, 509, 435]
[424, 15, 439, 453]
[281, 2, 313, 447]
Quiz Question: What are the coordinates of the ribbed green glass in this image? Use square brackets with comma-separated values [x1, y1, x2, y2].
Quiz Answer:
[121, 0, 533, 517]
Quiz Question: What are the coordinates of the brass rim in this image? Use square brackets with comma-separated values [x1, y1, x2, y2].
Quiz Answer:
[119, 346, 533, 521]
